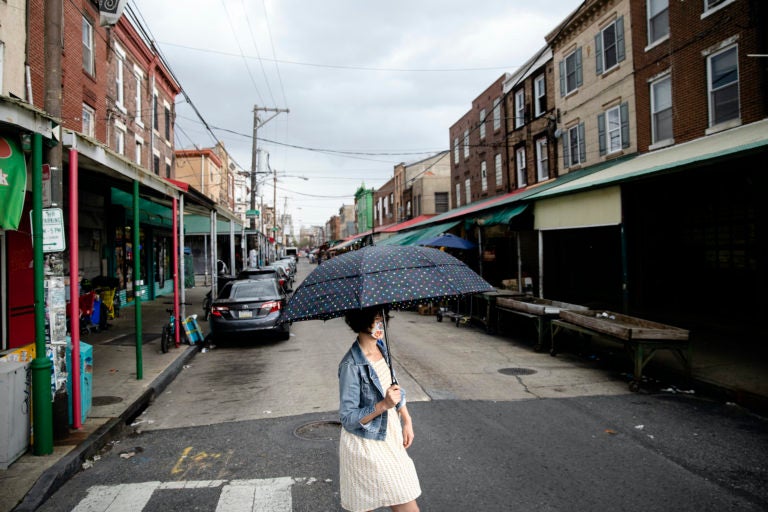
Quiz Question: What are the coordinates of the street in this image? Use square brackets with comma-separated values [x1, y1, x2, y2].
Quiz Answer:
[36, 260, 768, 511]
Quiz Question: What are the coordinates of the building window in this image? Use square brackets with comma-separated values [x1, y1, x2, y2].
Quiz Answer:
[82, 104, 95, 137]
[164, 105, 171, 140]
[165, 162, 171, 178]
[560, 48, 583, 96]
[650, 75, 673, 143]
[153, 154, 160, 175]
[648, 0, 669, 45]
[598, 103, 630, 155]
[479, 109, 486, 139]
[534, 74, 546, 117]
[562, 123, 585, 168]
[535, 138, 549, 182]
[82, 17, 94, 75]
[481, 161, 488, 192]
[453, 137, 459, 163]
[494, 153, 502, 187]
[135, 140, 142, 165]
[115, 44, 125, 110]
[704, 0, 734, 14]
[115, 128, 125, 155]
[455, 183, 461, 208]
[134, 72, 143, 126]
[707, 45, 739, 126]
[595, 17, 625, 75]
[153, 91, 159, 130]
[492, 98, 501, 130]
[516, 147, 527, 187]
[435, 192, 448, 213]
[464, 178, 471, 204]
[463, 129, 470, 158]
[514, 89, 525, 129]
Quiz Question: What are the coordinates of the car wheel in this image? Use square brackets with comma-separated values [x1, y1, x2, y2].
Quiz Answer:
[278, 325, 291, 341]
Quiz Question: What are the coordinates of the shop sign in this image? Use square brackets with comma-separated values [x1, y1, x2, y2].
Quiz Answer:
[0, 135, 28, 230]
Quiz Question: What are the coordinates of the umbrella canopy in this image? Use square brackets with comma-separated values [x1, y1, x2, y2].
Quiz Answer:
[417, 233, 476, 250]
[285, 245, 493, 322]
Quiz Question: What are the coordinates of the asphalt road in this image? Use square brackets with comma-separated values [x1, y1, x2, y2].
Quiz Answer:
[36, 259, 768, 511]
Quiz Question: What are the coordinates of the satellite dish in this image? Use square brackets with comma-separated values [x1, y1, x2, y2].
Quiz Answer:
[553, 128, 562, 138]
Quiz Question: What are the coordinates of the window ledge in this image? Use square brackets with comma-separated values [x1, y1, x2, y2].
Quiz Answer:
[706, 118, 741, 135]
[116, 104, 128, 115]
[701, 0, 736, 20]
[645, 35, 669, 52]
[649, 139, 674, 151]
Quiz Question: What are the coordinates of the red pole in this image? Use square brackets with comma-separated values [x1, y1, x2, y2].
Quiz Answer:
[173, 197, 180, 347]
[69, 148, 81, 429]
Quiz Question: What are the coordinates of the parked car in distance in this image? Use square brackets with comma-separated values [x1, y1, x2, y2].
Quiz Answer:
[208, 278, 290, 341]
[261, 264, 293, 292]
[236, 267, 288, 294]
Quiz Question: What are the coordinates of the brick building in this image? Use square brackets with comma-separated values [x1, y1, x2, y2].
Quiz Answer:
[631, 0, 768, 151]
[503, 47, 557, 190]
[373, 176, 395, 228]
[449, 74, 509, 208]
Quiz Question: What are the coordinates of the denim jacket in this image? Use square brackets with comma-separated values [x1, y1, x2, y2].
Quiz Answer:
[338, 338, 406, 441]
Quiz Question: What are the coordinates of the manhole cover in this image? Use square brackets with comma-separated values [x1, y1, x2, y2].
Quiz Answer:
[294, 420, 342, 441]
[92, 396, 124, 406]
[498, 367, 537, 376]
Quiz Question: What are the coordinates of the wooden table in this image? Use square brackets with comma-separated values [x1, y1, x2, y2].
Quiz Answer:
[550, 310, 691, 392]
[495, 297, 588, 352]
[470, 290, 525, 334]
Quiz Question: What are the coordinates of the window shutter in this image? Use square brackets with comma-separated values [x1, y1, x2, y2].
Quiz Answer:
[598, 112, 606, 156]
[616, 16, 625, 63]
[620, 102, 630, 148]
[559, 60, 566, 97]
[595, 33, 603, 75]
[575, 48, 583, 87]
[578, 122, 586, 163]
[561, 133, 570, 168]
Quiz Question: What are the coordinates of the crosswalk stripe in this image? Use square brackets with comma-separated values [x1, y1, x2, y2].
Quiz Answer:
[217, 478, 294, 512]
[72, 482, 161, 512]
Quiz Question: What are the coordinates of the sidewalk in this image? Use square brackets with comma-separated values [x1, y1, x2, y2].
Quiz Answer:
[0, 286, 210, 512]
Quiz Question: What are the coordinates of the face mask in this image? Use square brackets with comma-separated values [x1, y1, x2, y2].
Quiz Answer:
[370, 320, 384, 340]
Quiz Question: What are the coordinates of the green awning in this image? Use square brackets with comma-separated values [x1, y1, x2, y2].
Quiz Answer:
[377, 220, 460, 246]
[183, 214, 239, 234]
[465, 204, 528, 228]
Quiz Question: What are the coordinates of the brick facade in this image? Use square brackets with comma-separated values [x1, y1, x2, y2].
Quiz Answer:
[449, 74, 508, 208]
[631, 0, 768, 152]
[503, 49, 557, 189]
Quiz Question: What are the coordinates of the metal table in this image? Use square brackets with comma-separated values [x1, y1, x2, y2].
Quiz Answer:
[469, 290, 525, 333]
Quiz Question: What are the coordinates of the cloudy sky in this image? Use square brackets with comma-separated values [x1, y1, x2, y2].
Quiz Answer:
[129, 0, 578, 230]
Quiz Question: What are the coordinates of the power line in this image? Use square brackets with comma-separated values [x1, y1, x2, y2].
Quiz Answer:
[220, 0, 268, 106]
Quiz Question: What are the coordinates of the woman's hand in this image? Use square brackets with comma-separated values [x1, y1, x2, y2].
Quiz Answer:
[383, 385, 401, 409]
[401, 417, 414, 448]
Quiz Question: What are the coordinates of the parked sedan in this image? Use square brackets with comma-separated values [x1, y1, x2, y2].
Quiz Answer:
[261, 264, 293, 292]
[208, 278, 290, 341]
[236, 267, 288, 293]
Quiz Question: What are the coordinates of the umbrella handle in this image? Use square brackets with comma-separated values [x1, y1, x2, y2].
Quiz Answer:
[382, 311, 398, 386]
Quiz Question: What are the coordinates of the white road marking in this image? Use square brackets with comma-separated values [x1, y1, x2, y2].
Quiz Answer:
[72, 478, 298, 512]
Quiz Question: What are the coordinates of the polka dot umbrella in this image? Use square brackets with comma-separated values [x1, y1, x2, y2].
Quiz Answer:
[285, 245, 493, 322]
[285, 245, 494, 383]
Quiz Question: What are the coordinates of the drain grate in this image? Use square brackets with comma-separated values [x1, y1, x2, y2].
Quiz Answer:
[294, 420, 342, 441]
[92, 395, 124, 406]
[498, 367, 537, 376]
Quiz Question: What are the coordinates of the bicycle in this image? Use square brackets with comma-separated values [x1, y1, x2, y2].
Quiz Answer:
[161, 307, 189, 353]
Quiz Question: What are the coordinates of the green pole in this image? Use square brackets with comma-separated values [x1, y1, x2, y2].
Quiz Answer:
[133, 180, 143, 379]
[31, 133, 53, 455]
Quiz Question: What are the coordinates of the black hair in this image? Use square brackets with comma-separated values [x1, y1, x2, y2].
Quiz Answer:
[344, 306, 390, 333]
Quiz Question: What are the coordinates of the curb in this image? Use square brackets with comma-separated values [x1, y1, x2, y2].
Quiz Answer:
[11, 345, 199, 512]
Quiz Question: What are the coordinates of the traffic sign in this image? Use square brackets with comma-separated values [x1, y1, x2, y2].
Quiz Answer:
[246, 209, 260, 217]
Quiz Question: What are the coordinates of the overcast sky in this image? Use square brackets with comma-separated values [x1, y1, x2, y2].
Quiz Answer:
[129, 0, 578, 230]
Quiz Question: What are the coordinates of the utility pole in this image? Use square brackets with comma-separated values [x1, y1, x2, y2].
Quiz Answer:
[249, 105, 288, 261]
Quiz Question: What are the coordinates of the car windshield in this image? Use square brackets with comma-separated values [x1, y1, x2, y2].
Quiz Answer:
[225, 280, 279, 299]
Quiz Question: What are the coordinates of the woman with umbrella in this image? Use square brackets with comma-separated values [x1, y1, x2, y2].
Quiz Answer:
[338, 306, 421, 512]
[285, 245, 493, 510]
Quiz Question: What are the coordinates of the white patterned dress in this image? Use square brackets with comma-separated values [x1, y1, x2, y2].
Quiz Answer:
[339, 357, 421, 511]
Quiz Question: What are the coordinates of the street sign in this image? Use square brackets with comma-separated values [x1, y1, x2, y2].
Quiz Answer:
[246, 209, 260, 217]
[30, 208, 66, 253]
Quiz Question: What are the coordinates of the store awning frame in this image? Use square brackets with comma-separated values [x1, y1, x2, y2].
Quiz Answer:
[376, 220, 461, 246]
